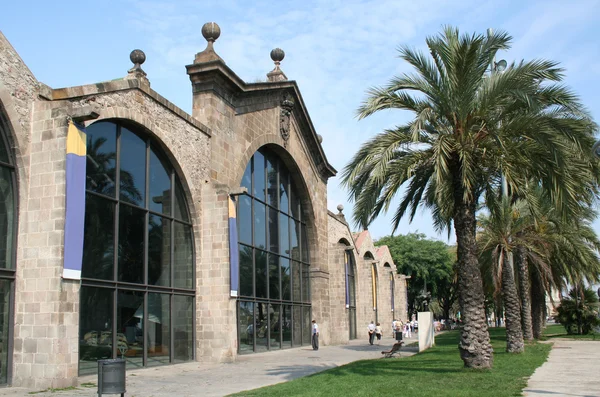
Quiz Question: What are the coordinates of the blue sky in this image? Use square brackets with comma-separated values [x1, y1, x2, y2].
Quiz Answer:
[2, 0, 600, 243]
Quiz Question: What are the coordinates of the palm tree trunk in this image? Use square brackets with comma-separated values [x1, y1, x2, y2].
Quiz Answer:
[454, 193, 493, 368]
[516, 245, 533, 341]
[531, 270, 545, 339]
[501, 251, 524, 353]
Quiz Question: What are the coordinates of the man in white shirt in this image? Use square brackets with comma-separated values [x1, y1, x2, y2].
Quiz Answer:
[311, 319, 319, 350]
[367, 321, 376, 345]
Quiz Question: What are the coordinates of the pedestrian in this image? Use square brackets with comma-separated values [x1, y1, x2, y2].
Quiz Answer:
[311, 319, 319, 350]
[391, 319, 397, 339]
[375, 322, 382, 345]
[367, 321, 376, 345]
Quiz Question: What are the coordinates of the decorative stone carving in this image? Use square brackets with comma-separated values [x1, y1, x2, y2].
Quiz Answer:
[280, 93, 295, 146]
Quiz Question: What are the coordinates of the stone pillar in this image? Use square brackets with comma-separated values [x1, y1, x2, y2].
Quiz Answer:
[13, 102, 80, 389]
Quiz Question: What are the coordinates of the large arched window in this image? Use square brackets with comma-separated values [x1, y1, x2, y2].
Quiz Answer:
[0, 105, 16, 385]
[79, 120, 194, 375]
[344, 247, 357, 340]
[237, 147, 311, 354]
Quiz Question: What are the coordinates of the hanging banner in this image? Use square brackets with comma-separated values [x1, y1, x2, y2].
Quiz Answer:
[344, 252, 350, 308]
[62, 120, 87, 280]
[229, 196, 239, 297]
[390, 273, 395, 312]
[372, 264, 377, 311]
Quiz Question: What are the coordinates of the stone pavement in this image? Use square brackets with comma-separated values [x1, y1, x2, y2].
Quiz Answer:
[0, 335, 417, 397]
[523, 339, 600, 397]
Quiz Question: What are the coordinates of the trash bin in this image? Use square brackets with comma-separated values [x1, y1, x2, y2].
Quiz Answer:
[98, 358, 126, 396]
[395, 331, 403, 341]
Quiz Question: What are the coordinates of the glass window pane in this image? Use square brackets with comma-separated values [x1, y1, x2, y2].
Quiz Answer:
[238, 195, 252, 245]
[241, 161, 251, 193]
[118, 204, 145, 284]
[173, 178, 189, 222]
[173, 295, 193, 363]
[282, 304, 291, 349]
[86, 122, 116, 197]
[293, 305, 302, 346]
[0, 280, 9, 384]
[253, 151, 265, 202]
[269, 304, 281, 350]
[279, 214, 289, 257]
[119, 128, 146, 207]
[279, 167, 289, 214]
[79, 286, 113, 376]
[239, 245, 253, 297]
[269, 254, 280, 300]
[302, 307, 311, 345]
[82, 194, 114, 280]
[256, 302, 268, 353]
[253, 201, 266, 249]
[266, 154, 277, 208]
[117, 290, 144, 368]
[146, 293, 170, 367]
[292, 261, 301, 302]
[148, 215, 170, 287]
[173, 222, 193, 290]
[290, 186, 300, 220]
[301, 225, 309, 262]
[281, 258, 290, 301]
[349, 308, 357, 340]
[0, 167, 14, 269]
[290, 220, 299, 261]
[255, 249, 267, 299]
[148, 147, 171, 215]
[0, 134, 8, 164]
[238, 301, 254, 354]
[349, 275, 356, 306]
[268, 208, 278, 254]
[302, 265, 310, 303]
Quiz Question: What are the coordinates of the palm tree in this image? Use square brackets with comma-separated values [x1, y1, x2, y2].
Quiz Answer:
[478, 198, 527, 352]
[341, 27, 599, 368]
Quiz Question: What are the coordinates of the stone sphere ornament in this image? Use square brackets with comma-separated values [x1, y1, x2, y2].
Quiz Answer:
[130, 49, 146, 66]
[202, 22, 221, 42]
[270, 48, 285, 63]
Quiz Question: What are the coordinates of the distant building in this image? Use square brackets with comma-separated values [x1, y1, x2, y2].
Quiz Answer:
[0, 24, 407, 389]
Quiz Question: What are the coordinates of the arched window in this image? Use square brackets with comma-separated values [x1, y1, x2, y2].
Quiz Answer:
[0, 105, 16, 385]
[344, 247, 357, 340]
[79, 120, 194, 374]
[237, 147, 311, 354]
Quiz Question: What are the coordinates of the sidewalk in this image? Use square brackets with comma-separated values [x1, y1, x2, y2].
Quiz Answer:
[523, 339, 600, 397]
[0, 335, 417, 397]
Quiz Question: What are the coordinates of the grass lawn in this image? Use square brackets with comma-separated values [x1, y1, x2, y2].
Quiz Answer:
[230, 328, 550, 397]
[542, 323, 599, 341]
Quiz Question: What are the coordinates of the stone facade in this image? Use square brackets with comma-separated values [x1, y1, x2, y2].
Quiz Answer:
[0, 26, 407, 389]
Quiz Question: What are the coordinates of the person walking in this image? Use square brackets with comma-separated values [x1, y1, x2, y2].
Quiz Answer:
[367, 321, 376, 345]
[311, 319, 319, 350]
[375, 322, 383, 345]
[391, 319, 397, 339]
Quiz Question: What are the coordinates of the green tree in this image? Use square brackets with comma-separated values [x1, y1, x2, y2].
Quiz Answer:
[556, 286, 600, 335]
[376, 233, 455, 319]
[342, 27, 598, 368]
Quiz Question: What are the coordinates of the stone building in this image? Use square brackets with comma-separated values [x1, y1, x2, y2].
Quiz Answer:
[0, 23, 407, 389]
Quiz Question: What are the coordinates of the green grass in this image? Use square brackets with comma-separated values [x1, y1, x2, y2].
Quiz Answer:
[542, 324, 599, 340]
[229, 328, 551, 397]
[29, 386, 79, 394]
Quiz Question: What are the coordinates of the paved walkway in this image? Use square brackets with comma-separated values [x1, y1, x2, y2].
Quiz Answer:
[523, 339, 600, 397]
[0, 335, 417, 397]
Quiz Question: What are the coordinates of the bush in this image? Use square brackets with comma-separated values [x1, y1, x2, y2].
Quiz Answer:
[555, 286, 600, 335]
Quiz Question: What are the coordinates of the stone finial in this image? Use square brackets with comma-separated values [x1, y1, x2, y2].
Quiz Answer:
[337, 204, 344, 214]
[267, 48, 288, 82]
[126, 49, 149, 84]
[194, 22, 224, 64]
[317, 134, 323, 144]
